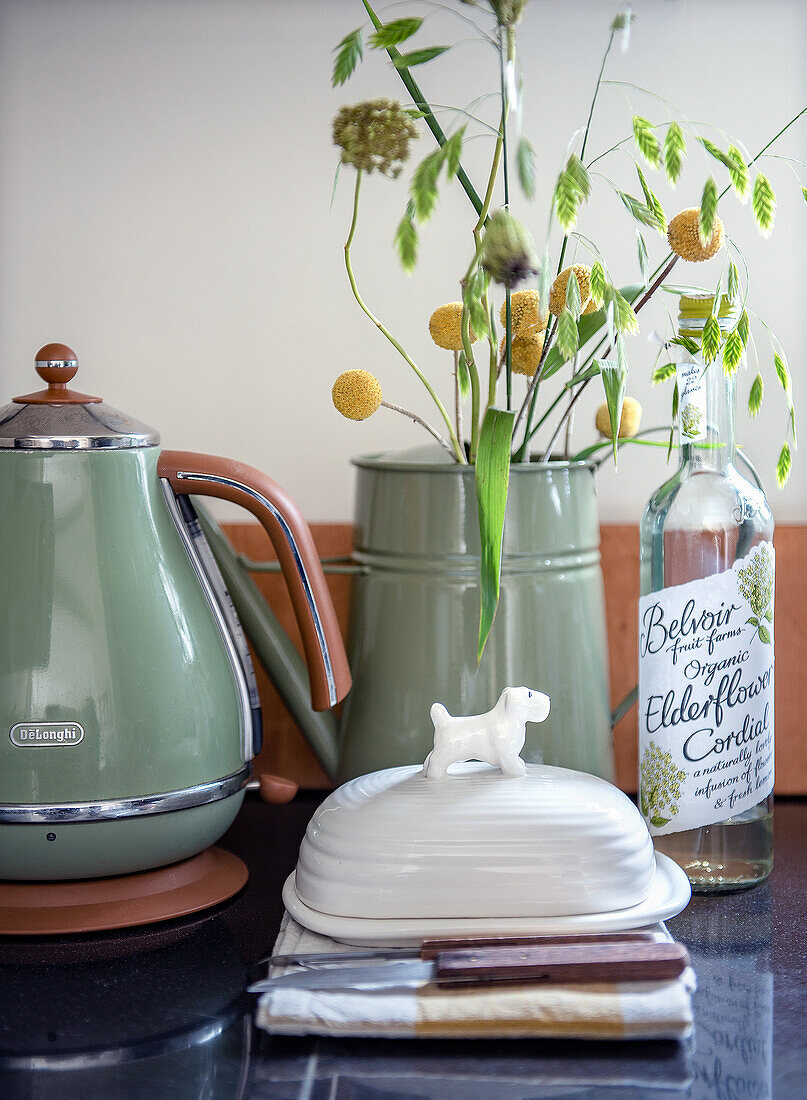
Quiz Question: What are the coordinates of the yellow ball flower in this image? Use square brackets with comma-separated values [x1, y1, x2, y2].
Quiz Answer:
[332, 370, 383, 421]
[429, 302, 476, 351]
[549, 265, 598, 316]
[499, 289, 548, 336]
[595, 397, 642, 439]
[499, 331, 545, 377]
[667, 208, 725, 262]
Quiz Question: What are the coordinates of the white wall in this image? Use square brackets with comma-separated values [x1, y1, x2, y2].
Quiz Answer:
[0, 0, 804, 522]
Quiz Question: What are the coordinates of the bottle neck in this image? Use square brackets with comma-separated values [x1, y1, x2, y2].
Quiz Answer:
[679, 359, 736, 473]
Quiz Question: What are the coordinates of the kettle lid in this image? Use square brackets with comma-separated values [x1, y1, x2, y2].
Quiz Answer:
[0, 344, 159, 450]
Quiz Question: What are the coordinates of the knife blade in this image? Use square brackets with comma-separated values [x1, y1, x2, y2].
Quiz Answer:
[248, 941, 689, 993]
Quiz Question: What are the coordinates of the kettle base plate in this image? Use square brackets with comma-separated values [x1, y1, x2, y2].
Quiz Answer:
[0, 846, 248, 935]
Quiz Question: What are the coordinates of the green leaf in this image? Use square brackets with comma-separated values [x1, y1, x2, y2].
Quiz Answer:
[556, 307, 579, 361]
[565, 264, 582, 319]
[565, 362, 601, 387]
[746, 616, 759, 627]
[636, 230, 650, 287]
[727, 261, 740, 303]
[369, 16, 423, 49]
[758, 623, 772, 644]
[410, 148, 445, 221]
[604, 283, 639, 334]
[776, 441, 792, 488]
[802, 184, 807, 203]
[394, 204, 418, 272]
[664, 121, 686, 186]
[464, 267, 492, 343]
[600, 358, 627, 464]
[671, 334, 700, 355]
[554, 169, 582, 232]
[392, 45, 449, 68]
[700, 176, 719, 244]
[332, 28, 363, 86]
[475, 407, 516, 661]
[748, 373, 763, 416]
[722, 326, 744, 376]
[635, 164, 666, 233]
[566, 154, 592, 200]
[651, 815, 671, 828]
[639, 787, 649, 817]
[727, 144, 750, 200]
[457, 349, 471, 398]
[752, 172, 776, 235]
[590, 261, 606, 308]
[619, 191, 665, 231]
[653, 361, 677, 384]
[737, 309, 750, 346]
[444, 126, 465, 180]
[774, 351, 791, 395]
[517, 137, 537, 199]
[701, 314, 721, 364]
[632, 115, 662, 169]
[540, 283, 644, 381]
[764, 608, 774, 623]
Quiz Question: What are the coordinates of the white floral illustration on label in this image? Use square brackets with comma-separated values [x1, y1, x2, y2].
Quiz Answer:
[676, 358, 708, 442]
[638, 542, 775, 836]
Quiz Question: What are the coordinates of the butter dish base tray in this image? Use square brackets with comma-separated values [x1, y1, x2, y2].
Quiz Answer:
[281, 853, 690, 948]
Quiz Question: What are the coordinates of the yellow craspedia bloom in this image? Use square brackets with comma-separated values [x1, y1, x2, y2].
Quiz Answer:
[667, 208, 725, 262]
[549, 265, 598, 316]
[429, 302, 476, 352]
[499, 331, 545, 377]
[332, 370, 383, 421]
[499, 289, 548, 336]
[595, 397, 642, 439]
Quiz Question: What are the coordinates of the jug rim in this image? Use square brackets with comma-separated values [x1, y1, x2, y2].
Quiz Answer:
[351, 453, 597, 474]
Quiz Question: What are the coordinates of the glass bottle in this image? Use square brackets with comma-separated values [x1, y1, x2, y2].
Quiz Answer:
[639, 293, 774, 892]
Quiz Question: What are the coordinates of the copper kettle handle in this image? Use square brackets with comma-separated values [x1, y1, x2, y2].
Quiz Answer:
[158, 451, 351, 712]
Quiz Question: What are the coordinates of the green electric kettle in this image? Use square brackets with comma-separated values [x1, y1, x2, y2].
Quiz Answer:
[0, 345, 351, 881]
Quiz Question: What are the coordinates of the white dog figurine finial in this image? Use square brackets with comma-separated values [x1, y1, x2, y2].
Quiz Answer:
[422, 687, 550, 779]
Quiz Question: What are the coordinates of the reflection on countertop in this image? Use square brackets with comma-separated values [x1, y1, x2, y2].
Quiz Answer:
[1, 793, 804, 1099]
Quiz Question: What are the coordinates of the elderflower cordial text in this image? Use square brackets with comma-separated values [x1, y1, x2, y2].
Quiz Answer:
[638, 543, 775, 836]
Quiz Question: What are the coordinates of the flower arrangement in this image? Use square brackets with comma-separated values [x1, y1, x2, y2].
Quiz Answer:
[329, 0, 803, 656]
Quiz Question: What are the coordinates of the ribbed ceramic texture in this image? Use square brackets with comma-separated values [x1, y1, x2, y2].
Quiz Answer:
[295, 762, 655, 919]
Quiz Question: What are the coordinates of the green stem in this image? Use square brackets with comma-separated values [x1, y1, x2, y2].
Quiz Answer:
[345, 172, 466, 463]
[501, 25, 515, 409]
[362, 0, 484, 217]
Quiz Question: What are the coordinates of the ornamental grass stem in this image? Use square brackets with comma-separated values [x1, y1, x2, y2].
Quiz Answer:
[344, 171, 466, 463]
[381, 401, 455, 456]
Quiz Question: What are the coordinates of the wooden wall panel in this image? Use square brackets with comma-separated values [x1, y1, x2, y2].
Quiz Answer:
[222, 522, 806, 795]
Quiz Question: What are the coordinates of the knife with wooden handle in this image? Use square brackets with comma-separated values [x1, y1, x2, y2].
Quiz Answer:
[260, 931, 657, 970]
[248, 940, 690, 993]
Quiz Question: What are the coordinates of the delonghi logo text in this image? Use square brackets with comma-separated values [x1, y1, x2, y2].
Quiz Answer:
[9, 722, 84, 748]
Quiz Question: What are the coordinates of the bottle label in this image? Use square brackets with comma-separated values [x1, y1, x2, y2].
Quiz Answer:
[638, 542, 775, 835]
[676, 357, 708, 442]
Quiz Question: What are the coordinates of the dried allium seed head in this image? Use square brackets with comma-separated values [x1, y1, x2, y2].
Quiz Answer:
[429, 302, 476, 351]
[481, 210, 539, 290]
[332, 370, 383, 420]
[332, 99, 419, 178]
[667, 207, 725, 262]
[549, 265, 598, 316]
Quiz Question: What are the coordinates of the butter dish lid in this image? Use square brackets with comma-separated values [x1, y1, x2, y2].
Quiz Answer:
[296, 689, 657, 921]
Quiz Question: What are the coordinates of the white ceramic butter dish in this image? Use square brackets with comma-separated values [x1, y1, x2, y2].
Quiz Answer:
[286, 689, 691, 945]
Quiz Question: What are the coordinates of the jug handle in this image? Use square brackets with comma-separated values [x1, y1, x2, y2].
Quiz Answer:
[158, 451, 352, 712]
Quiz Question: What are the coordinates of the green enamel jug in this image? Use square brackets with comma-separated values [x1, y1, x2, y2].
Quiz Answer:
[0, 345, 351, 880]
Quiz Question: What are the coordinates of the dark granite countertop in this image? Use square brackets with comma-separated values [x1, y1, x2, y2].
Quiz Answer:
[1, 792, 804, 1098]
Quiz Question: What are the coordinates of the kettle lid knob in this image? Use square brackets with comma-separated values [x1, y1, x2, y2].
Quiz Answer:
[35, 343, 79, 385]
[13, 344, 102, 405]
